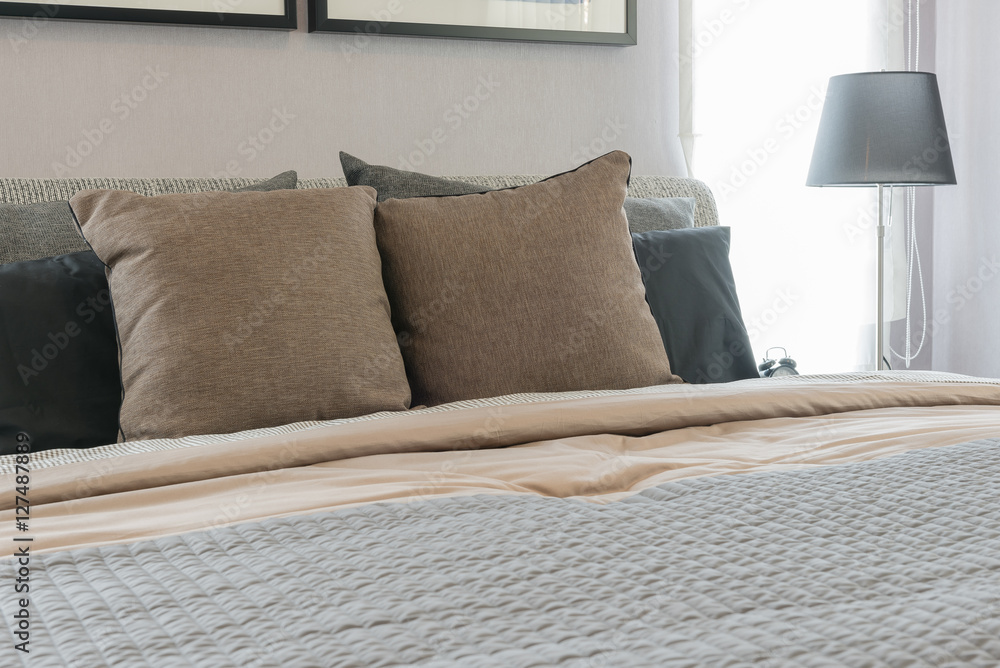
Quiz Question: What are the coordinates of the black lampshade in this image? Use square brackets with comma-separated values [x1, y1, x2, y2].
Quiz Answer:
[807, 71, 957, 187]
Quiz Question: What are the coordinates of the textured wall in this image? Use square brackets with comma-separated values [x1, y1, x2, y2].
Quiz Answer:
[932, 0, 1000, 377]
[0, 0, 684, 179]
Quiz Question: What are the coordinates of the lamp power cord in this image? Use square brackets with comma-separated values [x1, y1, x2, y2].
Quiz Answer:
[888, 0, 927, 369]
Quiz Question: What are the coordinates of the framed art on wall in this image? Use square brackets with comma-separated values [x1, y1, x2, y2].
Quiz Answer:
[309, 0, 636, 45]
[0, 0, 295, 30]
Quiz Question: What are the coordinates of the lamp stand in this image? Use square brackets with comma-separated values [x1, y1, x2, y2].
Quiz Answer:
[807, 72, 956, 371]
[876, 184, 886, 371]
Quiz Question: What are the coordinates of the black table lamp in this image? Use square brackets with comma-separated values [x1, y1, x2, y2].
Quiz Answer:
[807, 71, 956, 370]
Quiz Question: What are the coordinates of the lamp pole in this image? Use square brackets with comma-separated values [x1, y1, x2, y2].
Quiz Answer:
[806, 72, 955, 373]
[876, 184, 886, 371]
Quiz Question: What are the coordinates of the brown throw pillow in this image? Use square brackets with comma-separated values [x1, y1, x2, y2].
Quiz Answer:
[375, 151, 681, 406]
[70, 187, 410, 441]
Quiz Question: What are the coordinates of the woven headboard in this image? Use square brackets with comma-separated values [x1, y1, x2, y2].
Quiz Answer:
[1, 175, 719, 224]
[0, 175, 719, 266]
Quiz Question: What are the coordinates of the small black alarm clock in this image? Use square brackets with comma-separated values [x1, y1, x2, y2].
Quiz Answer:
[758, 347, 799, 378]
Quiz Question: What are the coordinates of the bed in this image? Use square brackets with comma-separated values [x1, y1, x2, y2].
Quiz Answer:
[2, 157, 999, 667]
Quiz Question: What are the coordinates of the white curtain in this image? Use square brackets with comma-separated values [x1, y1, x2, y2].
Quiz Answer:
[931, 0, 1000, 378]
[681, 0, 910, 372]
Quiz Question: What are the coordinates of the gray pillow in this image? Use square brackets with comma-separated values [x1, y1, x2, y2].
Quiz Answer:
[339, 152, 696, 232]
[621, 197, 695, 233]
[0, 201, 90, 265]
[0, 171, 298, 265]
[340, 152, 485, 201]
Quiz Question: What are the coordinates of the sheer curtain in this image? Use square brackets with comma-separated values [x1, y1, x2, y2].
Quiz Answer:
[682, 0, 905, 372]
[932, 0, 1000, 378]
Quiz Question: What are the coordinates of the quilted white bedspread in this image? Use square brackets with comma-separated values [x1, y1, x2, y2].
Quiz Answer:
[2, 437, 999, 666]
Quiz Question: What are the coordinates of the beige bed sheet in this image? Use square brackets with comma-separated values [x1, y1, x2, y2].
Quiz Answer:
[2, 373, 998, 555]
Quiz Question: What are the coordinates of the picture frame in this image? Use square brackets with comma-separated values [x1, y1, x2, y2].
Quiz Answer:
[0, 0, 296, 30]
[309, 0, 636, 46]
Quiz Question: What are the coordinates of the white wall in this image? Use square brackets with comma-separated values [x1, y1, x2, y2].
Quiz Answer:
[0, 0, 685, 179]
[932, 0, 1000, 377]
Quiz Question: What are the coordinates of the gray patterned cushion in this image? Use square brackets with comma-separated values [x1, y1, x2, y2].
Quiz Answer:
[0, 171, 297, 265]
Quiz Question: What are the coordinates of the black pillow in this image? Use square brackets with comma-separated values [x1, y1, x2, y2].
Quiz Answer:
[340, 152, 696, 231]
[0, 251, 119, 453]
[632, 227, 758, 384]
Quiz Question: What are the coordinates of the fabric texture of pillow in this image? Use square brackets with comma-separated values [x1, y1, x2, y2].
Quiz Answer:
[71, 186, 409, 441]
[375, 150, 681, 407]
[632, 226, 758, 384]
[340, 152, 696, 232]
[0, 252, 119, 454]
[0, 201, 90, 265]
[0, 170, 298, 266]
[340, 152, 487, 201]
[621, 197, 695, 233]
[0, 172, 299, 451]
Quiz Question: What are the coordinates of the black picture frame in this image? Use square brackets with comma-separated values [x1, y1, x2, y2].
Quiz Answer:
[309, 0, 636, 45]
[0, 0, 296, 30]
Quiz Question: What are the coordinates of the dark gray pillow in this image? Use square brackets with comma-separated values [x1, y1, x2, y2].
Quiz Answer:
[340, 152, 485, 201]
[242, 169, 297, 191]
[632, 227, 758, 384]
[0, 251, 119, 453]
[0, 171, 298, 265]
[340, 152, 696, 232]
